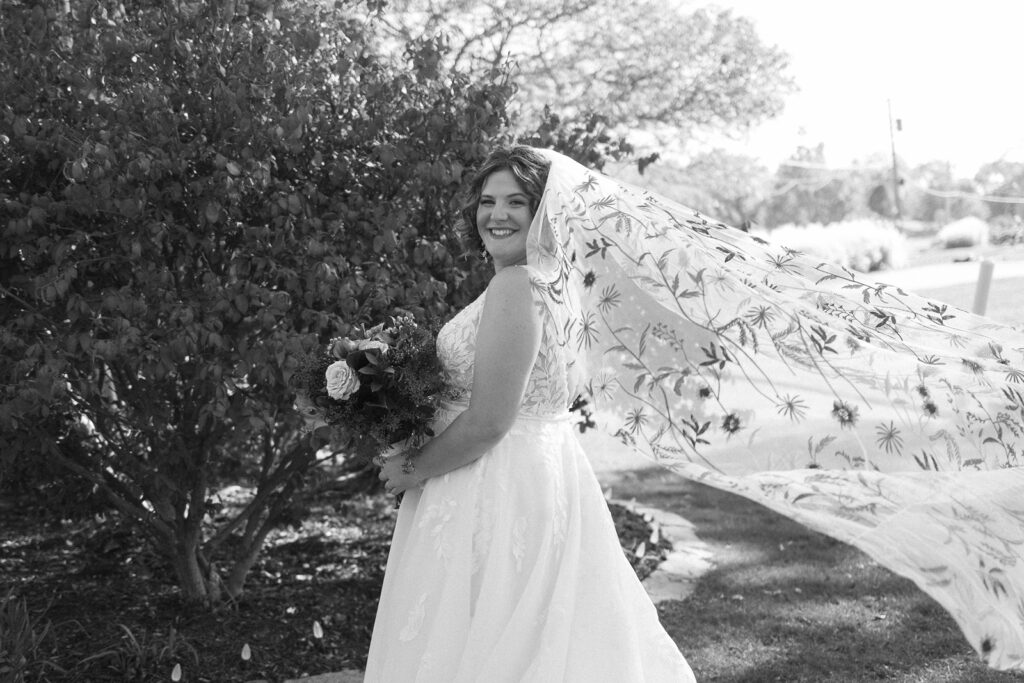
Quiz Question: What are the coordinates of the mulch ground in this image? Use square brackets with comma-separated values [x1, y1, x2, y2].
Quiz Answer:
[1, 488, 667, 682]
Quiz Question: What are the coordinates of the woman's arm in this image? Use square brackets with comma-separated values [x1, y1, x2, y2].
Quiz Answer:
[380, 266, 542, 494]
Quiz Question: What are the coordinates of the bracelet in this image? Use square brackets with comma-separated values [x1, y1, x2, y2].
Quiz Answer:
[400, 452, 416, 475]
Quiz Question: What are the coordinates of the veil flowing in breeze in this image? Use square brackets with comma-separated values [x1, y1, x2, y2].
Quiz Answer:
[523, 148, 1024, 670]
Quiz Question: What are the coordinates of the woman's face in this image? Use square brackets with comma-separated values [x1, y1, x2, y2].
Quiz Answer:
[476, 169, 534, 269]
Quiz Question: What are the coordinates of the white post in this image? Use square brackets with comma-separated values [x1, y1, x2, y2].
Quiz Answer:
[972, 260, 995, 316]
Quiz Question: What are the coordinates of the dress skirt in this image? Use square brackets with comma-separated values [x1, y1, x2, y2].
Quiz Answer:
[363, 406, 695, 682]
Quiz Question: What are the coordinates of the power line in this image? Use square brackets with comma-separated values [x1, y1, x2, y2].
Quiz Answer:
[777, 160, 887, 172]
[917, 186, 1024, 205]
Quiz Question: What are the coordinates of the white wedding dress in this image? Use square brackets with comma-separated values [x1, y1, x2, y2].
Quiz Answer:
[364, 279, 695, 682]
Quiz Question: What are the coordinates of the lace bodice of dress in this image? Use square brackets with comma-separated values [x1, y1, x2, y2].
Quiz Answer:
[435, 271, 574, 418]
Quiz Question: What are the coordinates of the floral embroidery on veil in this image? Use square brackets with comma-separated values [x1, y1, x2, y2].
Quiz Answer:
[525, 148, 1024, 670]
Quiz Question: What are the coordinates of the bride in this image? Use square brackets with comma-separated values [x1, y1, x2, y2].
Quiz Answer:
[367, 146, 696, 681]
[370, 144, 1024, 679]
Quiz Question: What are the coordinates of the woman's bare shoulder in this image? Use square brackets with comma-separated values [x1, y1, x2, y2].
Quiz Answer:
[485, 265, 533, 298]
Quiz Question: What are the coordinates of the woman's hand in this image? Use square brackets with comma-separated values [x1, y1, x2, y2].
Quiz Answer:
[378, 449, 421, 496]
[294, 396, 332, 441]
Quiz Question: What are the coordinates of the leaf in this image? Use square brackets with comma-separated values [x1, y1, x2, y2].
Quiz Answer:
[634, 541, 646, 558]
[812, 435, 837, 456]
[204, 201, 221, 224]
[313, 620, 324, 639]
[241, 643, 251, 661]
[637, 276, 665, 289]
[172, 663, 182, 681]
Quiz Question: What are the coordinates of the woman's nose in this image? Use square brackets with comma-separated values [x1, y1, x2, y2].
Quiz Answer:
[491, 203, 507, 219]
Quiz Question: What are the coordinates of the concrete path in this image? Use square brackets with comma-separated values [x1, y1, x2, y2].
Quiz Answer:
[613, 498, 714, 605]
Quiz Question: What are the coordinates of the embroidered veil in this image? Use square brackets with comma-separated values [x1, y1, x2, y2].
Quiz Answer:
[524, 148, 1024, 670]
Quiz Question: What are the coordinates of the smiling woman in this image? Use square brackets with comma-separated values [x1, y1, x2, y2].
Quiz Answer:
[366, 146, 696, 681]
[477, 169, 532, 269]
[457, 146, 549, 271]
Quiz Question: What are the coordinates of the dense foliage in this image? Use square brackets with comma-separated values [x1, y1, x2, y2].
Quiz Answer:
[0, 0, 521, 603]
[0, 0, 640, 604]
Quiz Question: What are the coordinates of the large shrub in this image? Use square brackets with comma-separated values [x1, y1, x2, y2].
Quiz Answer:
[762, 219, 908, 272]
[1, 0, 635, 605]
[935, 216, 990, 249]
[0, 0, 516, 603]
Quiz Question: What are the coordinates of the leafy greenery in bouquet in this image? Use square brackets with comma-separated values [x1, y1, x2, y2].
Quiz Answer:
[291, 316, 445, 459]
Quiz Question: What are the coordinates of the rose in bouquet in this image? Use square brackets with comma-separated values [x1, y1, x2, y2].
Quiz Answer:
[290, 315, 445, 460]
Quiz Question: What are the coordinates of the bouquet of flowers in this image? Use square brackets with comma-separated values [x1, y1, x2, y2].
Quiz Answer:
[290, 315, 445, 460]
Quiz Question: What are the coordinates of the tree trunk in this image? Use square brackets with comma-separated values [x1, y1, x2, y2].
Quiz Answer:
[164, 529, 223, 606]
[168, 542, 213, 604]
[224, 537, 266, 598]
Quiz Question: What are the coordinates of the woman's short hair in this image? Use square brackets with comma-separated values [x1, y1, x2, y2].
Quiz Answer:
[458, 146, 551, 254]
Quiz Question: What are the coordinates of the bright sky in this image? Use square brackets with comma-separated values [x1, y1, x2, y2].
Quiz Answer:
[701, 0, 1024, 176]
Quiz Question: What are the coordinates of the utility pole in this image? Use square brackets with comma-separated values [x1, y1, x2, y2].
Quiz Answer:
[887, 99, 903, 228]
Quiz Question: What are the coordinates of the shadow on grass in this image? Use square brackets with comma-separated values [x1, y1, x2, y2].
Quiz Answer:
[604, 467, 1024, 683]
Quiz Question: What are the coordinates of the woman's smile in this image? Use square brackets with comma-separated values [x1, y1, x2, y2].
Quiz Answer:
[476, 169, 534, 268]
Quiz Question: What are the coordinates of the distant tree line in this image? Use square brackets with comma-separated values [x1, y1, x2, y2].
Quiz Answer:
[614, 145, 1024, 231]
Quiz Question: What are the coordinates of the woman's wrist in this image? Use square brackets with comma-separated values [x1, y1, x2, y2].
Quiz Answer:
[399, 447, 426, 486]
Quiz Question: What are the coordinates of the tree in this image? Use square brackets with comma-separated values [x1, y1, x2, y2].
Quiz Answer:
[0, 0, 515, 604]
[380, 0, 796, 138]
[908, 160, 988, 224]
[762, 144, 853, 227]
[975, 160, 1024, 219]
[680, 150, 771, 228]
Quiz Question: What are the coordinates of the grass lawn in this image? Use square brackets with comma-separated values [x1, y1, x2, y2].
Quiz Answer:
[915, 276, 1024, 327]
[896, 240, 1024, 326]
[606, 469, 1024, 683]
